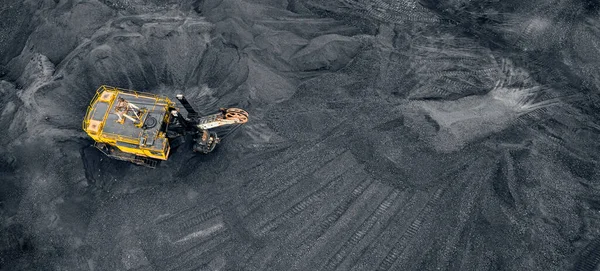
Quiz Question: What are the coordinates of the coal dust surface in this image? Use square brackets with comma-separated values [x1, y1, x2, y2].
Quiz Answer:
[1, 0, 600, 270]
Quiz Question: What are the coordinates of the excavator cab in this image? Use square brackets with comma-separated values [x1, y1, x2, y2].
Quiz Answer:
[82, 85, 248, 168]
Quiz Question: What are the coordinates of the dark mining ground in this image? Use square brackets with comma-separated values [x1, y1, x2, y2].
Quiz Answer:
[2, 0, 600, 270]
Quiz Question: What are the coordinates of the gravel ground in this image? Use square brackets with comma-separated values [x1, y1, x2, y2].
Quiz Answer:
[1, 0, 600, 270]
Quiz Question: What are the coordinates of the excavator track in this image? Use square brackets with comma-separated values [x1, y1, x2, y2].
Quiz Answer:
[94, 142, 160, 168]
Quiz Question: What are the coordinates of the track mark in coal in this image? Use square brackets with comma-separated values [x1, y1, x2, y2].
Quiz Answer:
[240, 140, 343, 186]
[311, 178, 375, 243]
[435, 165, 492, 271]
[143, 206, 232, 271]
[374, 117, 405, 132]
[174, 223, 224, 244]
[575, 238, 600, 271]
[349, 190, 424, 271]
[238, 121, 351, 188]
[234, 244, 262, 271]
[156, 206, 220, 225]
[156, 223, 229, 270]
[241, 166, 365, 270]
[263, 171, 374, 270]
[254, 175, 341, 237]
[156, 207, 222, 241]
[251, 151, 361, 236]
[239, 148, 348, 218]
[164, 231, 230, 271]
[376, 185, 447, 271]
[340, 0, 439, 23]
[240, 145, 311, 186]
[321, 188, 402, 271]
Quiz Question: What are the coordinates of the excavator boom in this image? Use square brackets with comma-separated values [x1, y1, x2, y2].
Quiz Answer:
[196, 108, 249, 130]
[170, 95, 248, 154]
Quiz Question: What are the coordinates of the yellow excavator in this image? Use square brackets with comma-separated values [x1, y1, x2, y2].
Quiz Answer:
[82, 85, 248, 168]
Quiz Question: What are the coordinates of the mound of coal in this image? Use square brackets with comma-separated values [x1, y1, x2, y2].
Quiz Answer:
[1, 0, 600, 270]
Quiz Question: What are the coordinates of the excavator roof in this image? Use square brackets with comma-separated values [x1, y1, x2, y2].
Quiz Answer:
[83, 85, 174, 150]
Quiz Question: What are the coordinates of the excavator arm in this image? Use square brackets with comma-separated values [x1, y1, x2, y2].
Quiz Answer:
[196, 108, 249, 130]
[169, 94, 249, 154]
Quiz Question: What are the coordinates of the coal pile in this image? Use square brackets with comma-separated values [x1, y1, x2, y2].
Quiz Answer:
[1, 0, 600, 270]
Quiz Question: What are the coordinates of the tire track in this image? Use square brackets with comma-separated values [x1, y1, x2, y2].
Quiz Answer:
[374, 155, 486, 271]
[349, 191, 425, 271]
[238, 145, 319, 190]
[475, 253, 492, 271]
[340, 0, 440, 24]
[156, 205, 220, 225]
[258, 171, 373, 271]
[238, 147, 347, 218]
[156, 207, 222, 241]
[238, 119, 351, 182]
[237, 147, 303, 181]
[164, 231, 231, 271]
[409, 35, 499, 99]
[575, 238, 600, 271]
[250, 151, 362, 236]
[159, 223, 227, 257]
[457, 237, 477, 271]
[234, 244, 262, 271]
[143, 207, 231, 271]
[289, 180, 393, 271]
[434, 163, 493, 271]
[309, 178, 375, 244]
[144, 226, 230, 271]
[419, 68, 498, 77]
[321, 188, 402, 271]
[376, 185, 447, 271]
[412, 85, 452, 98]
[237, 151, 367, 270]
[254, 173, 343, 237]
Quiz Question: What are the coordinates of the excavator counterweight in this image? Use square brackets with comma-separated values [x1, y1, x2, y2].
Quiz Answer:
[82, 85, 248, 168]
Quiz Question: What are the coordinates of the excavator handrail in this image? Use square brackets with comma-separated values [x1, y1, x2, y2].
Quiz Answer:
[100, 85, 174, 105]
[82, 89, 102, 131]
[82, 106, 92, 131]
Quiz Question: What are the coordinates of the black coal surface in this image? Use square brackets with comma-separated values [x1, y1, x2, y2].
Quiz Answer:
[1, 0, 600, 270]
